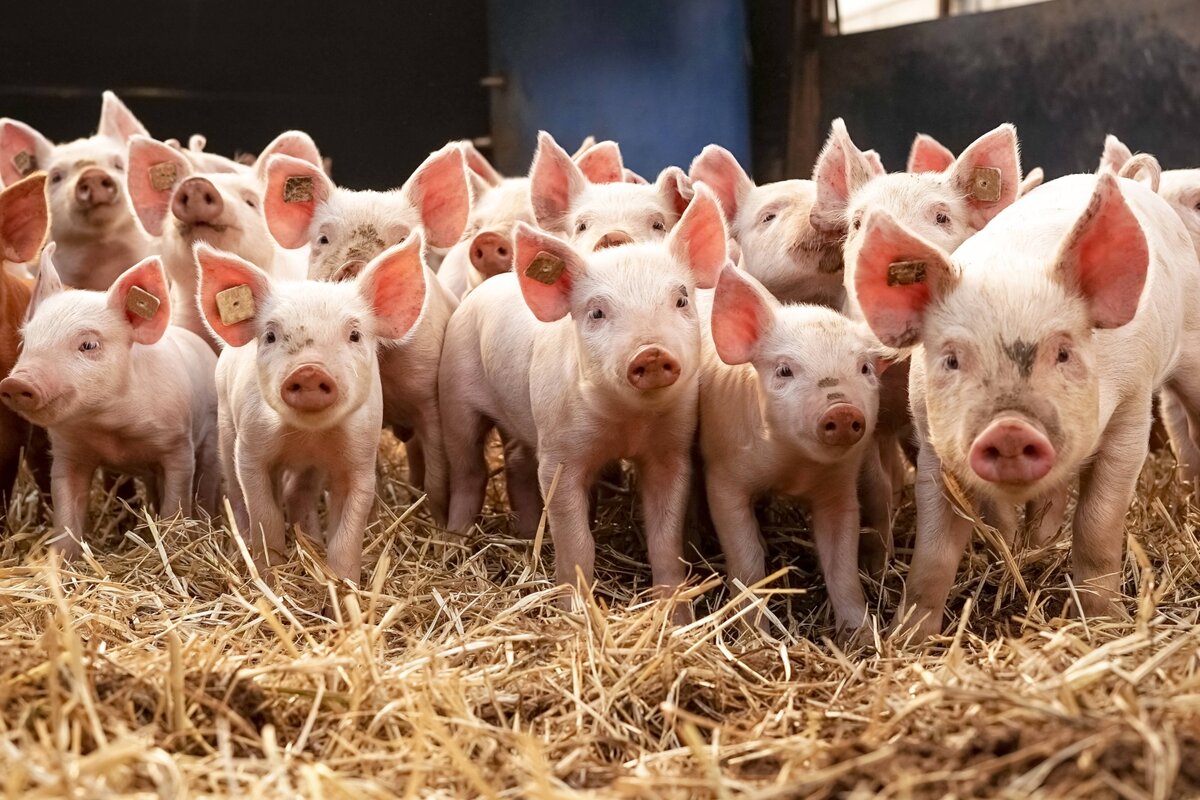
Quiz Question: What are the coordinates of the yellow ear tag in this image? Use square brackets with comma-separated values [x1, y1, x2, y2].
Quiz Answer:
[216, 284, 255, 325]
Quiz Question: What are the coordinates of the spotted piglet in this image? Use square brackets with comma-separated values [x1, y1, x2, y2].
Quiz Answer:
[196, 236, 427, 582]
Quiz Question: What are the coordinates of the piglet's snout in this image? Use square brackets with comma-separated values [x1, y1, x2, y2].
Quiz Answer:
[172, 177, 223, 224]
[817, 403, 866, 446]
[969, 417, 1055, 485]
[280, 364, 339, 413]
[0, 375, 46, 415]
[74, 169, 118, 209]
[595, 230, 633, 250]
[626, 346, 679, 391]
[469, 231, 512, 277]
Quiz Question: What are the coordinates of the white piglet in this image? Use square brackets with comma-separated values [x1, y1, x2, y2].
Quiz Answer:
[439, 185, 728, 614]
[689, 144, 845, 307]
[125, 132, 321, 348]
[0, 245, 219, 557]
[196, 237, 427, 582]
[261, 146, 468, 523]
[0, 92, 154, 287]
[853, 173, 1200, 640]
[701, 265, 885, 630]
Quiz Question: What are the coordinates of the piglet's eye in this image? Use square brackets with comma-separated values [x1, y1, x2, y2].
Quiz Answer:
[1057, 346, 1070, 364]
[264, 331, 276, 345]
[576, 221, 589, 233]
[317, 235, 330, 246]
[79, 341, 99, 352]
[761, 212, 777, 224]
[776, 364, 793, 378]
[861, 362, 872, 375]
[676, 296, 688, 308]
[944, 354, 959, 370]
[350, 330, 362, 343]
[936, 212, 950, 225]
[588, 308, 605, 320]
[653, 220, 666, 231]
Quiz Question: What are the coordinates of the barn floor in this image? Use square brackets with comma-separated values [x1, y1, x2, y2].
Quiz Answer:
[1, 433, 1198, 799]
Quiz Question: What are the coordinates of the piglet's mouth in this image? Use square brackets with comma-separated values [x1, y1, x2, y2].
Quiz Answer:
[176, 220, 234, 237]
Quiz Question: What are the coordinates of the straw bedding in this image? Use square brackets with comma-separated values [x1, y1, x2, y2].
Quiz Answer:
[1, 433, 1197, 799]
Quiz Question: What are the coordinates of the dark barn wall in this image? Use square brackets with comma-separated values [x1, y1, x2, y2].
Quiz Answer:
[0, 1, 491, 191]
[813, 0, 1200, 178]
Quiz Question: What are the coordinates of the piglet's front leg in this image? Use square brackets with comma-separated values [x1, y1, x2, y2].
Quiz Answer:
[810, 481, 867, 631]
[158, 446, 196, 520]
[637, 451, 693, 622]
[324, 467, 377, 583]
[539, 458, 595, 599]
[50, 455, 95, 560]
[236, 451, 287, 578]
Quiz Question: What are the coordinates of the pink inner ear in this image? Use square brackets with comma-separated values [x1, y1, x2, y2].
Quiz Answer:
[196, 249, 271, 347]
[0, 173, 48, 263]
[362, 239, 427, 339]
[1060, 176, 1149, 329]
[513, 223, 577, 322]
[263, 155, 327, 249]
[951, 124, 1020, 227]
[98, 92, 149, 142]
[907, 134, 955, 174]
[575, 141, 624, 184]
[530, 133, 584, 230]
[410, 147, 470, 249]
[811, 125, 872, 233]
[127, 137, 190, 237]
[0, 121, 51, 187]
[462, 142, 503, 187]
[109, 257, 170, 345]
[671, 187, 727, 289]
[689, 146, 750, 221]
[711, 266, 771, 365]
[854, 212, 952, 348]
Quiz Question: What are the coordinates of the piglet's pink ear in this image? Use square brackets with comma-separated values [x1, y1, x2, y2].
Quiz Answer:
[358, 232, 427, 341]
[667, 183, 726, 290]
[0, 172, 48, 264]
[854, 210, 957, 349]
[906, 134, 955, 174]
[688, 144, 753, 221]
[256, 130, 323, 182]
[28, 242, 64, 322]
[810, 118, 875, 234]
[0, 120, 53, 187]
[513, 221, 587, 323]
[403, 143, 470, 249]
[460, 140, 503, 187]
[947, 123, 1021, 229]
[1054, 172, 1147, 330]
[194, 244, 273, 348]
[106, 256, 171, 345]
[530, 131, 588, 231]
[863, 149, 886, 177]
[127, 135, 192, 236]
[98, 91, 149, 143]
[263, 154, 333, 249]
[711, 264, 776, 366]
[1097, 134, 1133, 175]
[574, 140, 624, 184]
[1019, 167, 1044, 196]
[656, 166, 693, 217]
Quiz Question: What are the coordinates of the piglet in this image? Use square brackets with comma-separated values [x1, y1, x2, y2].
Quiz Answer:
[0, 173, 51, 499]
[530, 131, 691, 253]
[702, 264, 884, 629]
[262, 145, 467, 522]
[0, 245, 219, 557]
[854, 172, 1200, 640]
[196, 236, 426, 581]
[689, 144, 843, 306]
[440, 184, 727, 615]
[125, 132, 320, 349]
[0, 92, 154, 288]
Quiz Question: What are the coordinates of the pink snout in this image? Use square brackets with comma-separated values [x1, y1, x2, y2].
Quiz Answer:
[626, 346, 680, 390]
[817, 403, 866, 447]
[172, 177, 224, 224]
[595, 230, 633, 250]
[74, 168, 118, 209]
[969, 418, 1056, 485]
[469, 231, 512, 277]
[0, 375, 46, 416]
[280, 365, 339, 413]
